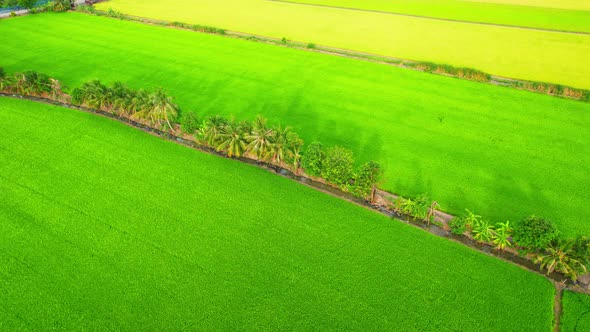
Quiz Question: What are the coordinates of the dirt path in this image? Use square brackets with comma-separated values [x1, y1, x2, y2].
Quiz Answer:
[267, 0, 590, 36]
[555, 284, 564, 332]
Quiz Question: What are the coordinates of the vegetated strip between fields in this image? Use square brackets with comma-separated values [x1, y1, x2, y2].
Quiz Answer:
[0, 92, 582, 295]
[83, 9, 590, 103]
[266, 0, 590, 36]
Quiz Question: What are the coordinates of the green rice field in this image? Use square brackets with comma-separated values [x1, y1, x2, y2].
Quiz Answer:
[1, 13, 589, 236]
[0, 97, 556, 330]
[561, 291, 590, 331]
[96, 0, 590, 88]
[287, 0, 590, 33]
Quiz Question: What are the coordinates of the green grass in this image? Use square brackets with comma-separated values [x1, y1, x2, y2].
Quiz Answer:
[1, 13, 590, 236]
[95, 0, 590, 88]
[286, 0, 590, 33]
[561, 291, 590, 331]
[0, 97, 556, 330]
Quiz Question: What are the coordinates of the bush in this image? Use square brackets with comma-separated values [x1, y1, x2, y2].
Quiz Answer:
[449, 217, 468, 235]
[76, 4, 96, 14]
[351, 160, 381, 199]
[572, 236, 590, 266]
[513, 216, 559, 251]
[180, 112, 200, 134]
[307, 43, 316, 49]
[322, 146, 354, 187]
[51, 0, 70, 12]
[302, 142, 325, 177]
[106, 7, 123, 18]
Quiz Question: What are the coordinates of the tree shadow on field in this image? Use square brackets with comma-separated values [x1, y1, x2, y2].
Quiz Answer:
[488, 172, 551, 227]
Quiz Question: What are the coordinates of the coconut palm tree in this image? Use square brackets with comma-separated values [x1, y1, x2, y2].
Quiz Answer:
[216, 119, 250, 158]
[0, 67, 10, 91]
[79, 80, 110, 110]
[130, 89, 150, 113]
[246, 115, 275, 159]
[110, 81, 135, 116]
[266, 125, 290, 163]
[133, 88, 179, 130]
[49, 78, 66, 101]
[286, 131, 303, 174]
[10, 71, 50, 96]
[535, 239, 587, 281]
[492, 221, 513, 250]
[201, 115, 229, 146]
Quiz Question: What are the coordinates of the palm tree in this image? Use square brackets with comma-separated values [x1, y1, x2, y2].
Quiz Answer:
[201, 115, 228, 146]
[130, 89, 150, 113]
[110, 81, 135, 116]
[133, 88, 179, 130]
[215, 119, 250, 158]
[246, 115, 275, 159]
[492, 221, 513, 250]
[266, 125, 290, 164]
[0, 67, 10, 91]
[286, 131, 303, 174]
[535, 239, 587, 281]
[80, 80, 110, 110]
[49, 78, 66, 101]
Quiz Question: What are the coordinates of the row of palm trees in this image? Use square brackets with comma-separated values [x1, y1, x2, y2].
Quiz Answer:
[71, 80, 179, 130]
[195, 114, 304, 172]
[0, 69, 59, 96]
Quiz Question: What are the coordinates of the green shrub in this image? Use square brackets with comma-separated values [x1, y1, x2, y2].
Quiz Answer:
[307, 43, 316, 49]
[9, 11, 16, 17]
[302, 142, 325, 177]
[449, 217, 468, 235]
[321, 146, 354, 187]
[52, 0, 70, 12]
[76, 4, 96, 14]
[180, 112, 201, 134]
[351, 160, 381, 199]
[572, 236, 590, 266]
[513, 216, 559, 251]
[70, 87, 83, 105]
[106, 7, 123, 19]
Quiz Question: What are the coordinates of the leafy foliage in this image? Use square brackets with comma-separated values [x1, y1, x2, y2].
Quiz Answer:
[321, 146, 354, 187]
[513, 216, 559, 251]
[448, 217, 468, 235]
[534, 238, 587, 280]
[351, 160, 381, 199]
[302, 142, 325, 177]
[180, 112, 200, 134]
[492, 221, 513, 250]
[472, 220, 495, 243]
[7, 71, 52, 95]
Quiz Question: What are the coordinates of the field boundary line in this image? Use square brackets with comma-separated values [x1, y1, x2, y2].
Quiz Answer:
[554, 284, 564, 332]
[266, 0, 590, 36]
[3, 92, 589, 297]
[76, 9, 590, 102]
